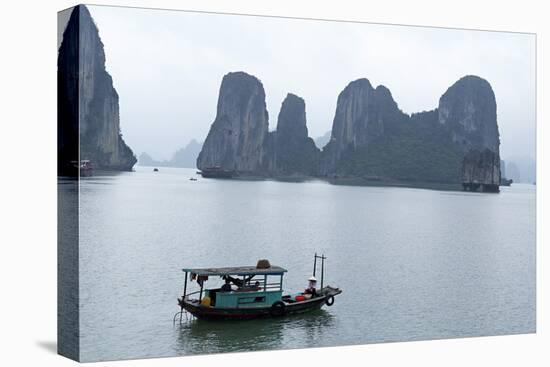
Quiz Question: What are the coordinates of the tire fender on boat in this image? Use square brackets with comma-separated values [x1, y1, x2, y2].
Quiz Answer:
[325, 295, 335, 306]
[270, 301, 286, 316]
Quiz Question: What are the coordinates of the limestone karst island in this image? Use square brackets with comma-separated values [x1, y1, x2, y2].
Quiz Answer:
[198, 71, 501, 192]
[58, 5, 136, 176]
[58, 5, 502, 193]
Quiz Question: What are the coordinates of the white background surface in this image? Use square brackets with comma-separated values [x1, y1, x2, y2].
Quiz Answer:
[0, 0, 546, 366]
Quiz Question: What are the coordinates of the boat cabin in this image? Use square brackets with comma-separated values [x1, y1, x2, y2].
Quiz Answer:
[180, 264, 287, 309]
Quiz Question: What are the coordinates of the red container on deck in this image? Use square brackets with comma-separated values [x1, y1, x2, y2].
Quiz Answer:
[295, 295, 305, 302]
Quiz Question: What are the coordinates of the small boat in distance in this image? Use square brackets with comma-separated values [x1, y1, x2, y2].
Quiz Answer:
[500, 177, 513, 186]
[153, 168, 159, 172]
[70, 160, 93, 177]
[175, 254, 341, 321]
[189, 177, 197, 181]
[199, 166, 235, 179]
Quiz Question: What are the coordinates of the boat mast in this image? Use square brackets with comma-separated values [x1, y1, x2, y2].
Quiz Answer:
[320, 254, 324, 290]
[313, 252, 317, 277]
[313, 253, 326, 289]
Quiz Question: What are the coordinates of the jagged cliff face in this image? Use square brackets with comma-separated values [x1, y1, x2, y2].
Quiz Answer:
[197, 72, 269, 172]
[276, 94, 309, 141]
[320, 79, 408, 175]
[58, 7, 80, 174]
[58, 5, 136, 174]
[462, 149, 500, 189]
[269, 94, 320, 175]
[438, 76, 500, 187]
[197, 76, 320, 176]
[197, 71, 500, 190]
[317, 75, 500, 189]
[439, 75, 499, 152]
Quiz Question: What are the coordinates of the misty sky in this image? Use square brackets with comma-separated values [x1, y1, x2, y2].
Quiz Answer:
[83, 5, 535, 161]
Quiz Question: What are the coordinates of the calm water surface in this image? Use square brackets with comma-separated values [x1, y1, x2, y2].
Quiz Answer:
[72, 167, 535, 361]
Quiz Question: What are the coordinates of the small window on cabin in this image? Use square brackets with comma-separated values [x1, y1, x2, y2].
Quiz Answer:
[238, 296, 266, 304]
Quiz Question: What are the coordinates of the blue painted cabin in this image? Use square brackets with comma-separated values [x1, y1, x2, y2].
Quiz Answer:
[181, 265, 287, 309]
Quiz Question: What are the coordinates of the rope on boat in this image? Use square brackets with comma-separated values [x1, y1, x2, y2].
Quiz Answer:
[173, 309, 194, 325]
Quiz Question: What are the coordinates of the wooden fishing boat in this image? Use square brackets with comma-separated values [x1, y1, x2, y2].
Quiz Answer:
[175, 254, 341, 321]
[69, 159, 93, 177]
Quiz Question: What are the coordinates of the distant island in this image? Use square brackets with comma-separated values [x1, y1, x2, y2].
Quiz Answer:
[197, 71, 501, 192]
[139, 140, 203, 168]
[314, 131, 331, 150]
[501, 157, 536, 184]
[58, 5, 136, 175]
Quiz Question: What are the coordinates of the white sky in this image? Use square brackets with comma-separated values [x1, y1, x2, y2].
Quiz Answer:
[87, 5, 536, 161]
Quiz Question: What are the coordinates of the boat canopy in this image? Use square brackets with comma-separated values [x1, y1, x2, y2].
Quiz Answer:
[182, 265, 287, 276]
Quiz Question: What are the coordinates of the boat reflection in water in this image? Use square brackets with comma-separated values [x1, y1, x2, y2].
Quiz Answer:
[173, 309, 334, 355]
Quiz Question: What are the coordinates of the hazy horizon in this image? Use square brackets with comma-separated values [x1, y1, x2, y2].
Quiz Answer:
[67, 5, 535, 162]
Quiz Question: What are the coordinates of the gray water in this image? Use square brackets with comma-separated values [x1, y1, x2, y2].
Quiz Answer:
[71, 167, 535, 362]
